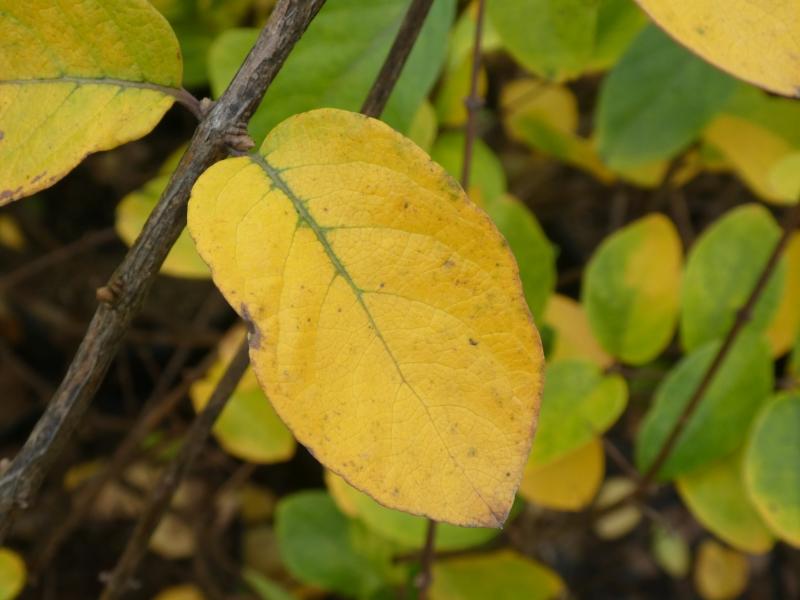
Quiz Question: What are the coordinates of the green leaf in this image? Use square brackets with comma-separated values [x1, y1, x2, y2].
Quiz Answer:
[275, 491, 396, 598]
[430, 132, 507, 204]
[636, 332, 773, 480]
[530, 359, 627, 467]
[326, 472, 500, 552]
[583, 214, 682, 364]
[208, 0, 454, 143]
[484, 194, 557, 321]
[596, 25, 736, 170]
[680, 204, 786, 351]
[0, 548, 25, 600]
[586, 0, 647, 71]
[430, 550, 564, 600]
[677, 449, 774, 554]
[488, 0, 599, 81]
[242, 568, 295, 600]
[744, 393, 800, 547]
[651, 526, 690, 579]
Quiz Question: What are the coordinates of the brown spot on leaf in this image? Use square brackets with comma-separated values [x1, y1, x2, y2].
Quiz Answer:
[469, 338, 478, 346]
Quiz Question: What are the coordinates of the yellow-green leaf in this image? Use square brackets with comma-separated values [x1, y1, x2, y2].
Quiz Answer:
[188, 109, 543, 527]
[0, 0, 182, 204]
[406, 101, 438, 153]
[636, 333, 773, 480]
[325, 471, 498, 551]
[744, 393, 800, 547]
[544, 294, 613, 368]
[430, 550, 564, 600]
[634, 0, 800, 97]
[765, 234, 800, 357]
[583, 214, 682, 364]
[680, 204, 786, 352]
[693, 540, 749, 600]
[0, 548, 25, 600]
[519, 436, 604, 511]
[651, 526, 690, 578]
[677, 450, 774, 554]
[153, 585, 205, 600]
[191, 327, 295, 464]
[117, 176, 209, 279]
[530, 360, 627, 468]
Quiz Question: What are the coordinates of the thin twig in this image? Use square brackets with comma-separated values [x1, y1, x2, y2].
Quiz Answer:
[360, 0, 435, 118]
[417, 520, 438, 600]
[460, 0, 486, 191]
[596, 200, 800, 517]
[0, 228, 116, 293]
[34, 298, 223, 571]
[98, 338, 250, 600]
[0, 0, 327, 541]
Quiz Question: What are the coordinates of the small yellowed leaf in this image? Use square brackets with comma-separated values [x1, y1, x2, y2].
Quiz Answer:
[519, 437, 604, 511]
[765, 234, 800, 357]
[768, 152, 800, 203]
[693, 540, 749, 600]
[153, 584, 205, 600]
[651, 526, 690, 579]
[544, 294, 612, 368]
[188, 109, 543, 528]
[0, 216, 25, 251]
[431, 550, 564, 600]
[593, 477, 642, 540]
[0, 0, 183, 204]
[704, 115, 799, 205]
[435, 56, 488, 128]
[190, 326, 295, 465]
[635, 1, 800, 97]
[150, 514, 195, 560]
[0, 548, 25, 600]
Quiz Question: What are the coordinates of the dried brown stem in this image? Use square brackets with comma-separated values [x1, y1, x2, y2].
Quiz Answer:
[0, 0, 327, 541]
[98, 338, 250, 600]
[360, 0, 435, 118]
[460, 0, 486, 191]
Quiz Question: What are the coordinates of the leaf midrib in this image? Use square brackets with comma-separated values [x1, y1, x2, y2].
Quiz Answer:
[250, 152, 503, 523]
[0, 76, 182, 99]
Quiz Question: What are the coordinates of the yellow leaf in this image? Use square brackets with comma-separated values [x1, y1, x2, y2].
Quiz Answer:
[0, 548, 25, 600]
[153, 585, 205, 600]
[765, 234, 800, 357]
[191, 326, 295, 464]
[635, 1, 800, 97]
[704, 115, 798, 205]
[0, 216, 25, 251]
[501, 79, 614, 183]
[544, 294, 612, 368]
[768, 152, 800, 202]
[694, 540, 749, 600]
[0, 0, 183, 204]
[435, 56, 488, 128]
[188, 108, 543, 527]
[519, 437, 604, 511]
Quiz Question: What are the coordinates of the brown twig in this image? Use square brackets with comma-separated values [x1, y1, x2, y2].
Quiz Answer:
[416, 520, 438, 599]
[596, 200, 800, 517]
[34, 297, 223, 571]
[0, 228, 117, 293]
[0, 0, 327, 541]
[360, 0, 435, 118]
[98, 338, 250, 599]
[459, 0, 486, 191]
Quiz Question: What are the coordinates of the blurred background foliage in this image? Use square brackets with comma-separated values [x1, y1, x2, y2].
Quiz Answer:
[0, 0, 799, 598]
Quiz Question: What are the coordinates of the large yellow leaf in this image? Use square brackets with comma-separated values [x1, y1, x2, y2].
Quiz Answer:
[635, 1, 800, 97]
[0, 0, 182, 204]
[694, 540, 749, 600]
[188, 109, 543, 527]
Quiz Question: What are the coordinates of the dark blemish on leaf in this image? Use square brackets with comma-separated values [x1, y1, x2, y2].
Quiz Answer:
[392, 487, 399, 496]
[469, 338, 478, 346]
[695, 25, 706, 35]
[337, 307, 342, 313]
[379, 282, 385, 288]
[467, 447, 477, 457]
[0, 131, 4, 140]
[442, 259, 455, 269]
[240, 303, 262, 349]
[403, 201, 409, 209]
[30, 172, 47, 184]
[505, 472, 510, 478]
[0, 187, 22, 201]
